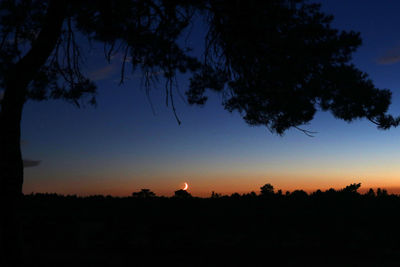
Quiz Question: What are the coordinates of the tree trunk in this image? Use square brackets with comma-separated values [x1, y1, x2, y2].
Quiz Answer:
[0, 85, 25, 267]
[0, 1, 67, 265]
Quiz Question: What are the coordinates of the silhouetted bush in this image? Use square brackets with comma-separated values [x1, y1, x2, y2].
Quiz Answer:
[173, 189, 192, 199]
[211, 191, 221, 198]
[289, 190, 308, 200]
[132, 189, 156, 198]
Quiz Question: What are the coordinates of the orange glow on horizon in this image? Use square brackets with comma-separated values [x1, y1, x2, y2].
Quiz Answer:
[23, 169, 400, 197]
[22, 183, 400, 198]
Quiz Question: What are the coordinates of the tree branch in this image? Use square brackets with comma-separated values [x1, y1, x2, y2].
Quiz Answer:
[294, 126, 317, 137]
[7, 0, 67, 91]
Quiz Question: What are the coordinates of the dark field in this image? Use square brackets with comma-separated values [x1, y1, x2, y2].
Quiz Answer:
[19, 187, 400, 266]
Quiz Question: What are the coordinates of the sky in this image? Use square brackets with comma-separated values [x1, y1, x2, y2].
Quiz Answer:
[21, 0, 400, 197]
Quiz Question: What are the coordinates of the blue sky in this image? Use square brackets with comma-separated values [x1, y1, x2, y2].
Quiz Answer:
[21, 0, 400, 196]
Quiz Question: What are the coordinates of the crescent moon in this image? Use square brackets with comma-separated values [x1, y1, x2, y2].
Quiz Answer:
[183, 182, 188, 190]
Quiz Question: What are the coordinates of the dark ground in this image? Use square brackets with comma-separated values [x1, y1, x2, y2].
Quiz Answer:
[19, 189, 400, 266]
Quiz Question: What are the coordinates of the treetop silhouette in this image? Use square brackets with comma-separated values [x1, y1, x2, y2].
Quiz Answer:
[174, 189, 192, 198]
[187, 0, 400, 134]
[260, 183, 274, 196]
[132, 189, 156, 198]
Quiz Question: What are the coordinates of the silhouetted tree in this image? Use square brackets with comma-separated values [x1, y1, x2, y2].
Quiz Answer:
[342, 183, 361, 194]
[174, 189, 192, 199]
[327, 188, 337, 194]
[277, 189, 283, 197]
[289, 190, 308, 200]
[211, 191, 221, 198]
[187, 1, 399, 135]
[311, 189, 323, 199]
[260, 183, 275, 197]
[231, 193, 241, 199]
[132, 189, 156, 198]
[376, 188, 388, 198]
[0, 1, 203, 261]
[366, 188, 375, 197]
[382, 189, 389, 197]
[243, 191, 257, 199]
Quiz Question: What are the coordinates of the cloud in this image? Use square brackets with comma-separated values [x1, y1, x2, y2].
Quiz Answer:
[88, 63, 118, 81]
[377, 46, 400, 65]
[23, 159, 41, 168]
[88, 52, 136, 82]
[109, 53, 132, 63]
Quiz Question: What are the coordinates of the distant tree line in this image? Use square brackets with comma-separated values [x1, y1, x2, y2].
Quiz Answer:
[19, 181, 400, 267]
[27, 182, 393, 200]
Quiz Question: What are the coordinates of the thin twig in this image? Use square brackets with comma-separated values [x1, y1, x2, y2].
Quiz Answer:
[119, 45, 129, 85]
[294, 126, 317, 137]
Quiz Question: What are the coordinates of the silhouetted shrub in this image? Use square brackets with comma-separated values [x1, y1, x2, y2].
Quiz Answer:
[211, 191, 221, 198]
[132, 189, 156, 198]
[289, 190, 308, 200]
[174, 189, 192, 199]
